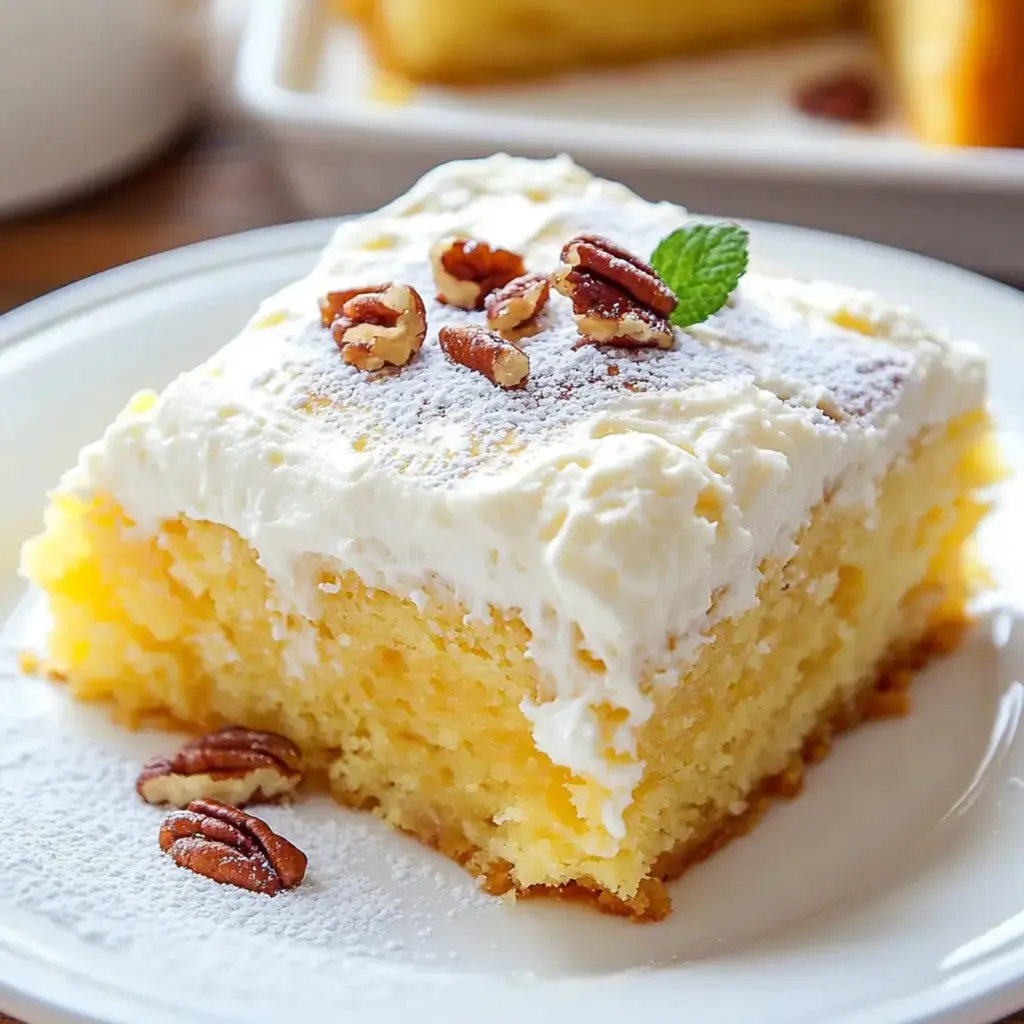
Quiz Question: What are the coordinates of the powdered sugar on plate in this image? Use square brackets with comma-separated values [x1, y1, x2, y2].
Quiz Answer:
[0, 595, 511, 1019]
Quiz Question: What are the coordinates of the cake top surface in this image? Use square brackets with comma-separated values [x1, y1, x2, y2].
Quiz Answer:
[55, 155, 987, 842]
[208, 155, 929, 486]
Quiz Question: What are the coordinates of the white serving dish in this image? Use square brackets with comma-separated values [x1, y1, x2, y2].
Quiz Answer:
[0, 0, 205, 217]
[235, 0, 1024, 278]
[4, 219, 1024, 1024]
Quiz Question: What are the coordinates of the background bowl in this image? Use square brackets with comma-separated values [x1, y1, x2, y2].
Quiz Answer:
[0, 0, 204, 217]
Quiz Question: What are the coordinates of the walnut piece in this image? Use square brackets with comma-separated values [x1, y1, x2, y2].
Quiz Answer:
[439, 324, 529, 389]
[485, 273, 550, 340]
[552, 234, 677, 349]
[136, 726, 303, 808]
[321, 283, 427, 370]
[159, 798, 308, 896]
[430, 237, 526, 309]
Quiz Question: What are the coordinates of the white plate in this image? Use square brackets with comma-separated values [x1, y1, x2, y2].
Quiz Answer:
[235, 0, 1024, 277]
[3, 219, 1024, 1024]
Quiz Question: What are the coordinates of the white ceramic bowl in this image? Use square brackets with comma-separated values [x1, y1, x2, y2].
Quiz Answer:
[0, 0, 205, 217]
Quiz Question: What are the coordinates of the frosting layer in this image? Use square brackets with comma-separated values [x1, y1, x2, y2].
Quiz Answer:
[34, 155, 987, 840]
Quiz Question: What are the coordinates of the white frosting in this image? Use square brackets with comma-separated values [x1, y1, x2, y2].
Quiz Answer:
[28, 155, 987, 845]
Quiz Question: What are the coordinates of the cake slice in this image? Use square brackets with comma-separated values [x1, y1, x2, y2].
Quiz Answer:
[21, 155, 996, 919]
[334, 0, 852, 84]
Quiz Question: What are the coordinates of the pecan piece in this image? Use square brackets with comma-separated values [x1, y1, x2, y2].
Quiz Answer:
[794, 70, 881, 125]
[136, 726, 303, 808]
[318, 284, 388, 328]
[560, 235, 676, 316]
[485, 273, 550, 340]
[430, 236, 526, 309]
[439, 324, 529, 389]
[322, 283, 427, 370]
[553, 234, 677, 349]
[159, 798, 307, 895]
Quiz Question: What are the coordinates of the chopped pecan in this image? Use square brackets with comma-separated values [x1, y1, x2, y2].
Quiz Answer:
[485, 273, 550, 340]
[439, 324, 529, 389]
[430, 237, 526, 309]
[318, 284, 388, 328]
[322, 283, 427, 370]
[552, 234, 677, 349]
[159, 799, 307, 895]
[136, 726, 303, 808]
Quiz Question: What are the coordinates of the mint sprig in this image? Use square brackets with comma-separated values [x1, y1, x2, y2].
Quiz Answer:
[651, 224, 749, 328]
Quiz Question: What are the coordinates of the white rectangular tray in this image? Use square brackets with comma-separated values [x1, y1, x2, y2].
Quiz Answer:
[236, 0, 1024, 277]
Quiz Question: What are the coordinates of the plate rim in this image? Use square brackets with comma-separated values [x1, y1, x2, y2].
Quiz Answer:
[234, 0, 1024, 194]
[4, 216, 1024, 1024]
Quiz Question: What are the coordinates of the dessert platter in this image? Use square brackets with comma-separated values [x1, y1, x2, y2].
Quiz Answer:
[237, 0, 1024, 275]
[3, 157, 1024, 1023]
[335, 0, 1024, 150]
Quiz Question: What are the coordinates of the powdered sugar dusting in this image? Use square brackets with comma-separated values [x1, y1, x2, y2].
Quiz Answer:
[0, 612, 503, 1016]
[273, 247, 913, 487]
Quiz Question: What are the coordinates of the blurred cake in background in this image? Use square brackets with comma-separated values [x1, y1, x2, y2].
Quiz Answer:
[873, 0, 1024, 148]
[333, 1, 852, 85]
[333, 0, 1024, 148]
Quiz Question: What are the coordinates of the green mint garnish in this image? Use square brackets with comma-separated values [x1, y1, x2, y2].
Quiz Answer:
[650, 223, 750, 328]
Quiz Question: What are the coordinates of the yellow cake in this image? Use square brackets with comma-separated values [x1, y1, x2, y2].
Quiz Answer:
[21, 155, 997, 919]
[336, 0, 1024, 148]
[335, 0, 852, 85]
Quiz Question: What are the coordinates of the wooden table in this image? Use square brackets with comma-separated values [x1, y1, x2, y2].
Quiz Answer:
[0, 118, 298, 316]
[0, 114, 1022, 1024]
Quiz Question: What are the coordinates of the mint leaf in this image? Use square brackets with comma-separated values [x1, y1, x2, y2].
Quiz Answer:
[651, 224, 749, 328]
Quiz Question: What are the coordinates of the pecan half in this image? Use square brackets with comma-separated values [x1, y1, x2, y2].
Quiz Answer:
[430, 237, 526, 309]
[485, 273, 550, 340]
[136, 726, 303, 808]
[439, 324, 529, 389]
[552, 234, 677, 349]
[322, 283, 427, 370]
[159, 799, 307, 895]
